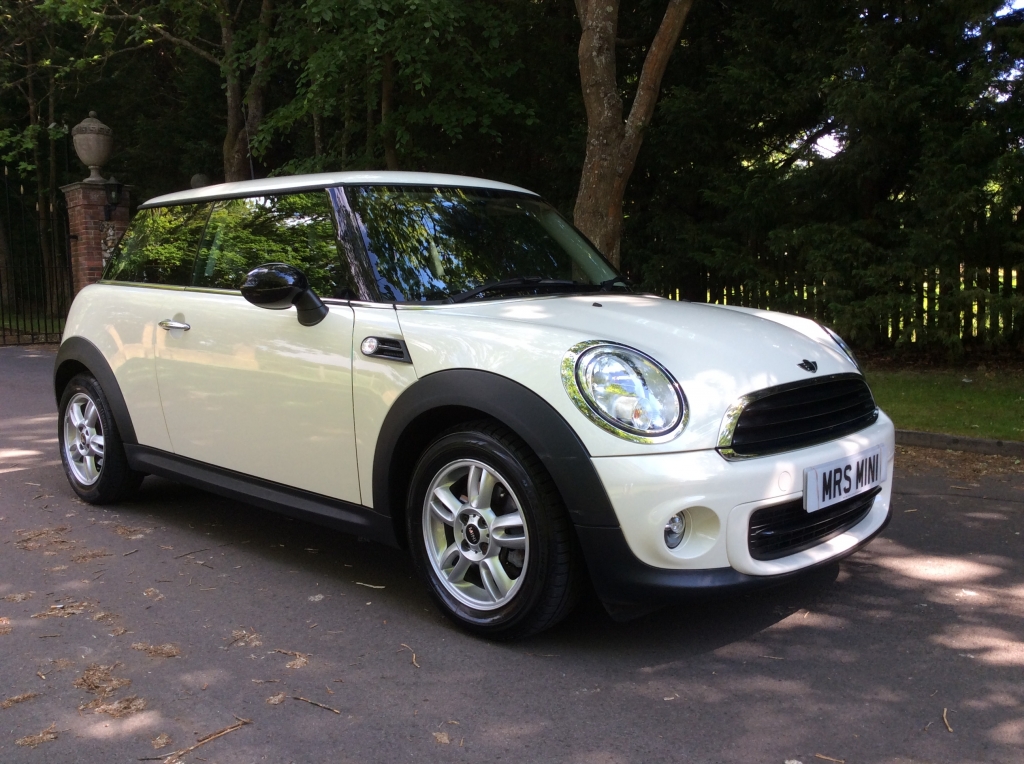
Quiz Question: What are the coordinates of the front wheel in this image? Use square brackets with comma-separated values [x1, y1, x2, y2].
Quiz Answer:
[58, 373, 143, 504]
[407, 421, 582, 639]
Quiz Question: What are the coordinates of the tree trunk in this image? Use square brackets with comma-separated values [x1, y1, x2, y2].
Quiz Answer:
[313, 110, 323, 159]
[222, 0, 273, 181]
[365, 58, 375, 162]
[219, 12, 246, 182]
[381, 53, 399, 171]
[26, 40, 56, 316]
[573, 0, 695, 268]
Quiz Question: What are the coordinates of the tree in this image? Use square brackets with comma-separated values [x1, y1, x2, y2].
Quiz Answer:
[60, 0, 277, 182]
[572, 0, 695, 267]
[253, 0, 531, 176]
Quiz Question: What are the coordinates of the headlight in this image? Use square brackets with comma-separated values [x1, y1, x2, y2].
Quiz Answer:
[823, 326, 859, 368]
[561, 341, 687, 442]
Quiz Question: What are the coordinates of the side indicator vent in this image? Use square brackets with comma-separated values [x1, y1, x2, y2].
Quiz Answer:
[360, 336, 412, 364]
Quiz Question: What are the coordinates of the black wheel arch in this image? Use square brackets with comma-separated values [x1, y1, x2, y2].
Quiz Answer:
[373, 369, 618, 547]
[54, 336, 138, 445]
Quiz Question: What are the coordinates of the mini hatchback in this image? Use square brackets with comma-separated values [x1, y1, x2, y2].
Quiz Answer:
[55, 172, 895, 638]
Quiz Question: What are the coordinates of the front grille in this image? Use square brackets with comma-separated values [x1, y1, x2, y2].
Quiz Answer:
[748, 486, 880, 561]
[722, 374, 877, 458]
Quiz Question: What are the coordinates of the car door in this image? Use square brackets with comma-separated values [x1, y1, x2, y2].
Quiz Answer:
[82, 203, 212, 453]
[153, 191, 360, 503]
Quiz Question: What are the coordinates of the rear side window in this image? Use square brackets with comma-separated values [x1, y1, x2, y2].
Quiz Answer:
[192, 192, 353, 297]
[103, 204, 210, 286]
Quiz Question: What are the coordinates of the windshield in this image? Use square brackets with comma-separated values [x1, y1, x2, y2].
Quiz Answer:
[329, 186, 622, 302]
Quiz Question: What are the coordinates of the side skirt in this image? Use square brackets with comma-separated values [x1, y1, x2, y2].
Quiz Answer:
[125, 445, 398, 547]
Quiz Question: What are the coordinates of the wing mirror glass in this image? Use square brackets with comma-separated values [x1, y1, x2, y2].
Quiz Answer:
[240, 263, 329, 327]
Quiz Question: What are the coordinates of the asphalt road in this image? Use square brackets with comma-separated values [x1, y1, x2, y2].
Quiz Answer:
[1, 345, 1022, 764]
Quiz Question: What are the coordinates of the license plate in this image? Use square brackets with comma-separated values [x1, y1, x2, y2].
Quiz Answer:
[803, 446, 885, 513]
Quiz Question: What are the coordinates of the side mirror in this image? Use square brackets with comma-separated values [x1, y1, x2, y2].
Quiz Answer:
[241, 263, 329, 327]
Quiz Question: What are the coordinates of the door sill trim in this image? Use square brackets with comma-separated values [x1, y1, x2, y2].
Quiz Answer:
[125, 445, 397, 547]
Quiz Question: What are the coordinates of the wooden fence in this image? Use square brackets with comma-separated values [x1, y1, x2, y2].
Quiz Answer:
[664, 263, 1022, 350]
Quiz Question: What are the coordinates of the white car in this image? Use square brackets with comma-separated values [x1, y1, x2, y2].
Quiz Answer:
[55, 172, 894, 638]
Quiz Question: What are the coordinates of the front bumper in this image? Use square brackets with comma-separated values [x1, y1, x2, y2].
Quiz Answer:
[577, 414, 895, 606]
[576, 506, 891, 614]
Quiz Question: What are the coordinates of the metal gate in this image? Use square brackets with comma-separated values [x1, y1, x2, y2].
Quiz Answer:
[0, 165, 74, 345]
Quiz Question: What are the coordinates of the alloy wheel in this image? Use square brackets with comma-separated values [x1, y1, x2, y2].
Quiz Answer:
[422, 459, 529, 610]
[63, 392, 105, 486]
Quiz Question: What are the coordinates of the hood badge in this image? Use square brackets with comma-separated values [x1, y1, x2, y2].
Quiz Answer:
[798, 359, 818, 373]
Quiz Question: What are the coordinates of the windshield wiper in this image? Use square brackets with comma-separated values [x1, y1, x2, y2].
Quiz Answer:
[599, 277, 631, 291]
[447, 277, 578, 304]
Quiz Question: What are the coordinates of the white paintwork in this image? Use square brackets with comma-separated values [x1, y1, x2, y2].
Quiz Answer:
[715, 304, 856, 361]
[592, 414, 894, 571]
[141, 171, 537, 209]
[152, 291, 360, 503]
[396, 293, 857, 457]
[351, 305, 419, 507]
[62, 284, 175, 452]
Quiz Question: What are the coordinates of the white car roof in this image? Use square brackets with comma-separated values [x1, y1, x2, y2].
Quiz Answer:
[139, 171, 538, 208]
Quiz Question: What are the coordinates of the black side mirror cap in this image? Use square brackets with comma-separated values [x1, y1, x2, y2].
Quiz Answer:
[241, 263, 329, 327]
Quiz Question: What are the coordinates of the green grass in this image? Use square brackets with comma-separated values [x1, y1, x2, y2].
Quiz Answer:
[0, 314, 64, 336]
[865, 368, 1024, 442]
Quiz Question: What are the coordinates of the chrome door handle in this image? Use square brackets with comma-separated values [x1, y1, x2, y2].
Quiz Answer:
[158, 320, 191, 331]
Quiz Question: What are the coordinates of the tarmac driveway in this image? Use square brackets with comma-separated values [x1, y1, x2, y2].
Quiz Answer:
[1, 345, 1022, 763]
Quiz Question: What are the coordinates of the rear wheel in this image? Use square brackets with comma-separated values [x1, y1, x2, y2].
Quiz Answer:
[58, 374, 143, 504]
[407, 421, 582, 639]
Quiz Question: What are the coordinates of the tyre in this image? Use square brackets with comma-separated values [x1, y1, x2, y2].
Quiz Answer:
[407, 420, 582, 639]
[58, 373, 143, 504]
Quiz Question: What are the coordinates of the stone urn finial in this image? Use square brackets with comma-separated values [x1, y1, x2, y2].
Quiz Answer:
[71, 111, 113, 183]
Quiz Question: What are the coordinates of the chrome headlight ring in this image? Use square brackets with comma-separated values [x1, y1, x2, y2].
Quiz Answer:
[560, 340, 688, 444]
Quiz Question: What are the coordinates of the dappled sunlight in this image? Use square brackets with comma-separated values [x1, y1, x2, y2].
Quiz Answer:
[931, 625, 1024, 666]
[178, 668, 231, 688]
[867, 541, 1006, 584]
[772, 610, 850, 632]
[964, 511, 1012, 522]
[477, 719, 548, 743]
[565, 752, 632, 764]
[989, 717, 1024, 746]
[0, 448, 43, 460]
[963, 690, 1021, 710]
[66, 709, 164, 739]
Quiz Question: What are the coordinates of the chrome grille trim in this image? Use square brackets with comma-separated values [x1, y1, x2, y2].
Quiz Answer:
[717, 373, 878, 460]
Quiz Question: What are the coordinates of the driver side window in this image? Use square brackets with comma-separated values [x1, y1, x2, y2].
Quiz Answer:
[191, 192, 355, 298]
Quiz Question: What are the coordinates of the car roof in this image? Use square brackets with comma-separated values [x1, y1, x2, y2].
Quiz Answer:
[139, 171, 539, 209]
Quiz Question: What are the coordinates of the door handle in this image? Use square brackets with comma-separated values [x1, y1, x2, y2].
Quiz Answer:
[158, 320, 191, 331]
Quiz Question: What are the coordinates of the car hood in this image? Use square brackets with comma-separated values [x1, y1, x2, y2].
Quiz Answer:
[396, 293, 861, 456]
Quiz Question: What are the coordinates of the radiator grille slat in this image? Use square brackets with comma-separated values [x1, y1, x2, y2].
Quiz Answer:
[748, 487, 880, 560]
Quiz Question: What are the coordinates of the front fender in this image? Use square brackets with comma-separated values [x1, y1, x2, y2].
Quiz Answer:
[372, 369, 618, 529]
[54, 336, 138, 445]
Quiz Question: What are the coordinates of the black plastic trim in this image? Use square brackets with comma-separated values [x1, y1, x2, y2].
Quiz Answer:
[125, 445, 397, 546]
[748, 486, 881, 561]
[575, 501, 892, 610]
[372, 369, 619, 528]
[54, 336, 138, 445]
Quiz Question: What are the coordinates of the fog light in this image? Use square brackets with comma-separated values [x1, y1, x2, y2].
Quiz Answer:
[664, 512, 687, 549]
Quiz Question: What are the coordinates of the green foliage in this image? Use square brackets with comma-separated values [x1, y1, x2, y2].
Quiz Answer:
[254, 0, 535, 173]
[4, 0, 1023, 355]
[633, 0, 1024, 354]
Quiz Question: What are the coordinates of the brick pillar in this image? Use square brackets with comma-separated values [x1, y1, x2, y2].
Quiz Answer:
[60, 182, 132, 295]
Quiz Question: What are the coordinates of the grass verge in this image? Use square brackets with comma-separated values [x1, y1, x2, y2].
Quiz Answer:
[866, 368, 1024, 442]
